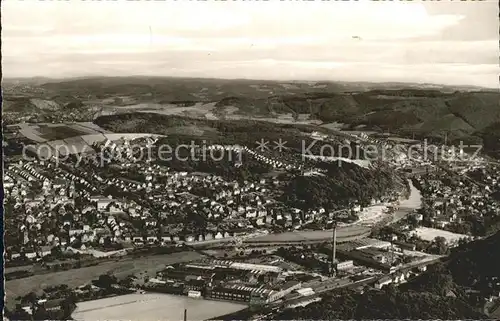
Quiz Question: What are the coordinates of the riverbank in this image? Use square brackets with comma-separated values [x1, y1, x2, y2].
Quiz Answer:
[391, 180, 422, 223]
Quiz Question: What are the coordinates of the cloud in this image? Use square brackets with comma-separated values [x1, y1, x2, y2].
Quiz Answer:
[2, 0, 496, 87]
[3, 1, 463, 40]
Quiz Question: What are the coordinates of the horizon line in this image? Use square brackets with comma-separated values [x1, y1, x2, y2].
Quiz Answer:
[4, 74, 498, 90]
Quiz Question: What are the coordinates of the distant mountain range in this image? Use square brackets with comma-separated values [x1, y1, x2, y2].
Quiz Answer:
[3, 76, 496, 92]
[4, 76, 499, 157]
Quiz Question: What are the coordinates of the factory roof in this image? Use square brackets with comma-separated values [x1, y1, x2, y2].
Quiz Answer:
[229, 262, 283, 273]
[296, 287, 315, 296]
[214, 283, 275, 297]
[337, 238, 391, 251]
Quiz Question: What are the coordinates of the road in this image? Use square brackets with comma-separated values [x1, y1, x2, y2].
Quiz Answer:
[244, 225, 371, 244]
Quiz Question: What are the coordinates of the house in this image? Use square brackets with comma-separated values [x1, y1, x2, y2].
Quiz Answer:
[255, 218, 265, 226]
[394, 241, 417, 251]
[146, 236, 158, 243]
[246, 211, 257, 218]
[276, 281, 302, 297]
[40, 298, 66, 312]
[418, 265, 427, 272]
[92, 197, 115, 211]
[375, 276, 392, 289]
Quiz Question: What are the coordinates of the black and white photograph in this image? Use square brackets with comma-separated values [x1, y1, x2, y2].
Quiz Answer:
[2, 0, 500, 320]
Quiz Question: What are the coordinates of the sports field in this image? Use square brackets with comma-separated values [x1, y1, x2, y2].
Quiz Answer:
[412, 227, 468, 244]
[72, 293, 247, 321]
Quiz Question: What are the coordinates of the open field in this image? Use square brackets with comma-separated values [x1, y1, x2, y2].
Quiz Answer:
[102, 102, 217, 118]
[72, 293, 247, 321]
[36, 124, 89, 140]
[411, 227, 469, 244]
[15, 122, 106, 143]
[5, 77, 500, 150]
[5, 252, 203, 302]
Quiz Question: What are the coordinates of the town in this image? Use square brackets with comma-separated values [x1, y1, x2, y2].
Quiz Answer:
[4, 120, 500, 320]
[4, 0, 499, 318]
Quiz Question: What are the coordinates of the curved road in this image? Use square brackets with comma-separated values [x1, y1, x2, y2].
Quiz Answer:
[245, 225, 370, 244]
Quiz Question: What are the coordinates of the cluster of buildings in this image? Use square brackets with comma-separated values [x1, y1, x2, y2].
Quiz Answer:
[145, 259, 305, 305]
[243, 146, 305, 171]
[6, 134, 377, 264]
[412, 165, 500, 239]
[141, 230, 441, 306]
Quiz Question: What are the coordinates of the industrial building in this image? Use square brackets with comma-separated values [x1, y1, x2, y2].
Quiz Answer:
[336, 248, 396, 273]
[208, 260, 283, 273]
[207, 284, 275, 305]
[151, 260, 301, 305]
[336, 260, 355, 271]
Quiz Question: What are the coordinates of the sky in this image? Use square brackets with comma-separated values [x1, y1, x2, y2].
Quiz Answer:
[2, 0, 499, 87]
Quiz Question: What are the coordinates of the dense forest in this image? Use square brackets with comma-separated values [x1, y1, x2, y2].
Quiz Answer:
[446, 231, 500, 294]
[480, 122, 500, 159]
[281, 162, 405, 209]
[276, 286, 486, 320]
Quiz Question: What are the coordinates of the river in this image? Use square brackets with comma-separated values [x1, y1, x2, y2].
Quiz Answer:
[391, 179, 422, 223]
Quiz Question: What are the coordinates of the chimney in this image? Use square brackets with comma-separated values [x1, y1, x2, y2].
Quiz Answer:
[330, 222, 337, 276]
[332, 224, 337, 264]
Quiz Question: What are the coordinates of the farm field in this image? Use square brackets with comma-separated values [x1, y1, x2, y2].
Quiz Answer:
[15, 122, 105, 143]
[71, 293, 247, 321]
[5, 252, 204, 304]
[36, 124, 89, 140]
